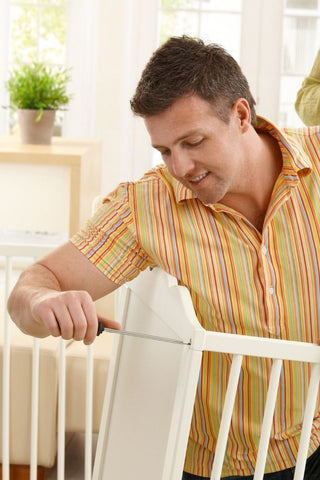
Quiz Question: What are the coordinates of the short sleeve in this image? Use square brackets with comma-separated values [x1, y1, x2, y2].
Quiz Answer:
[70, 183, 153, 285]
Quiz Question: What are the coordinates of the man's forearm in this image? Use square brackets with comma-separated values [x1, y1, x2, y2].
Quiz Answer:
[7, 263, 62, 338]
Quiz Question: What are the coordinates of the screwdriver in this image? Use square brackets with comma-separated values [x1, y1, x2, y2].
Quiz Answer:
[97, 321, 191, 345]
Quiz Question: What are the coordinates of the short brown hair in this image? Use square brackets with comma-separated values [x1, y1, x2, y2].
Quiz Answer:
[130, 35, 257, 125]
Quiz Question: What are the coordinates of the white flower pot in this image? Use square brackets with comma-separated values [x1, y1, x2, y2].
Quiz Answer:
[18, 109, 56, 145]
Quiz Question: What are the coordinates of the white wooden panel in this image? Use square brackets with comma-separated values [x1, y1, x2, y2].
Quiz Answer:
[93, 268, 204, 480]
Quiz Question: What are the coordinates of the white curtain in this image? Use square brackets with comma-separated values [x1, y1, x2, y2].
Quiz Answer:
[64, 0, 158, 195]
[0, 1, 10, 136]
[240, 0, 284, 122]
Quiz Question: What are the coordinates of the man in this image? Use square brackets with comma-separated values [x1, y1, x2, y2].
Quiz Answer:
[8, 36, 320, 479]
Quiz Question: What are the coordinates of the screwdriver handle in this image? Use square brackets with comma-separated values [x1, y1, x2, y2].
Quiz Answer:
[97, 321, 105, 336]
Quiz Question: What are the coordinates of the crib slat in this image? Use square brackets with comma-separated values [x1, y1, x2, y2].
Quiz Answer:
[57, 338, 66, 480]
[210, 354, 243, 480]
[2, 256, 12, 480]
[253, 359, 283, 480]
[294, 363, 320, 480]
[85, 343, 94, 479]
[30, 337, 40, 480]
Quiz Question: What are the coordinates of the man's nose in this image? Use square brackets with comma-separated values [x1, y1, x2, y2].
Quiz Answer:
[171, 149, 194, 178]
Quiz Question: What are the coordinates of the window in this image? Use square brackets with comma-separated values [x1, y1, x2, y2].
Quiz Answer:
[158, 0, 242, 61]
[7, 0, 68, 134]
[280, 0, 320, 126]
[10, 0, 67, 65]
[158, 0, 320, 128]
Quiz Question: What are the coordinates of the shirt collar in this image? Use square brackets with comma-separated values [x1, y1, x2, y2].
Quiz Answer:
[173, 180, 197, 203]
[255, 116, 312, 180]
[170, 116, 312, 204]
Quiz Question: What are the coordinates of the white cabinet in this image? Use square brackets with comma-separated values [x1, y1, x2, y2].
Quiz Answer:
[0, 136, 102, 237]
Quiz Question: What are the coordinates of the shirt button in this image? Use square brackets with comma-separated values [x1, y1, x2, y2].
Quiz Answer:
[269, 287, 274, 295]
[262, 246, 267, 255]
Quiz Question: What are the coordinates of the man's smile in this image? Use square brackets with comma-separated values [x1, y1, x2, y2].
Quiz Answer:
[189, 172, 209, 183]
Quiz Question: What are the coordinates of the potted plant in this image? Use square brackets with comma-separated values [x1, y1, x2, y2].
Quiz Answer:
[4, 61, 72, 144]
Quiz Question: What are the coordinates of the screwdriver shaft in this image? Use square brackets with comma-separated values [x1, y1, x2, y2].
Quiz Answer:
[99, 325, 191, 345]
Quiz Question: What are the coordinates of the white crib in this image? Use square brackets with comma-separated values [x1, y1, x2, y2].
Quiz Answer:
[2, 248, 320, 479]
[93, 267, 320, 480]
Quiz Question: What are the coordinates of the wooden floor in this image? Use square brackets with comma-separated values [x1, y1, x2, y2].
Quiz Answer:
[0, 465, 44, 480]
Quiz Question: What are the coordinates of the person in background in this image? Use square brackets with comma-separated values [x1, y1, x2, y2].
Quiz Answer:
[8, 36, 320, 480]
[295, 48, 320, 125]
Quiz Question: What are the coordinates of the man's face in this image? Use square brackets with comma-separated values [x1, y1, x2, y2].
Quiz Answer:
[144, 94, 249, 206]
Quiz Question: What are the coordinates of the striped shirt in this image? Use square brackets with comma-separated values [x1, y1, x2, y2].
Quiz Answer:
[71, 117, 320, 477]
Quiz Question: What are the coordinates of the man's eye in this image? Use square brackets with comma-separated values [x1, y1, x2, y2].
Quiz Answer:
[160, 150, 170, 157]
[188, 139, 203, 147]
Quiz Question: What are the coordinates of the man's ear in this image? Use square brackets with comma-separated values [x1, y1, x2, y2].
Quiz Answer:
[232, 98, 251, 132]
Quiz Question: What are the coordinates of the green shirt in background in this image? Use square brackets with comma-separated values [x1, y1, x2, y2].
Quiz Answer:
[295, 49, 320, 126]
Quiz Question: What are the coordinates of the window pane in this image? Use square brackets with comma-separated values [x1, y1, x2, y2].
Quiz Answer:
[159, 10, 199, 44]
[200, 0, 242, 11]
[10, 3, 67, 65]
[282, 16, 320, 73]
[10, 6, 38, 63]
[39, 6, 66, 63]
[13, 0, 37, 3]
[161, 0, 200, 8]
[8, 0, 67, 136]
[279, 75, 305, 126]
[13, 0, 67, 3]
[14, 0, 67, 3]
[281, 0, 320, 127]
[41, 0, 67, 4]
[158, 2, 242, 59]
[200, 12, 241, 60]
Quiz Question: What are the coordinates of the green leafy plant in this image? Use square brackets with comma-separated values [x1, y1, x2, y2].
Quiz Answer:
[4, 62, 72, 121]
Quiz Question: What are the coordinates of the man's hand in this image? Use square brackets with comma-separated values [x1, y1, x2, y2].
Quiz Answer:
[8, 241, 120, 344]
[30, 289, 121, 345]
